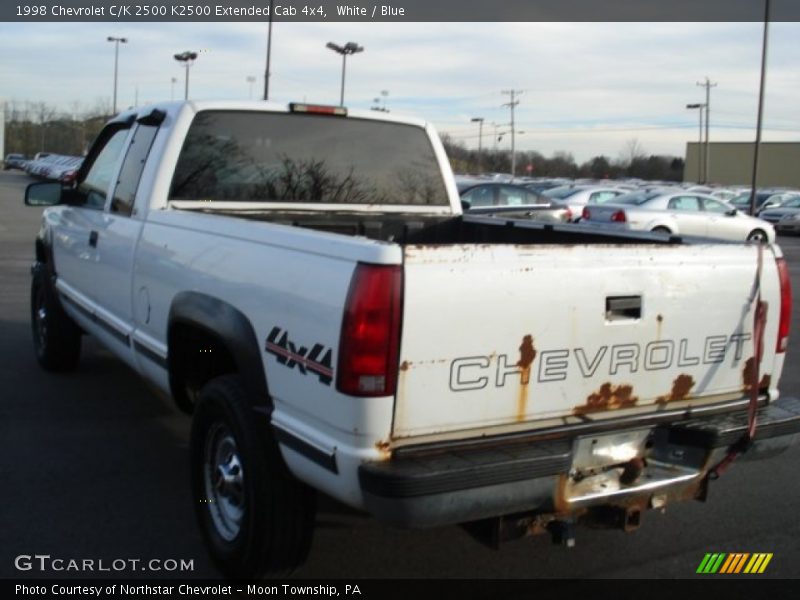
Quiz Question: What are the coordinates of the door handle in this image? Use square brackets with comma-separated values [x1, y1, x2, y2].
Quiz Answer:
[89, 230, 98, 248]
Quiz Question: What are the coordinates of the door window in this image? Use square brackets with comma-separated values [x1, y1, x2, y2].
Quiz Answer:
[668, 196, 702, 211]
[75, 129, 129, 210]
[701, 198, 731, 213]
[111, 125, 159, 216]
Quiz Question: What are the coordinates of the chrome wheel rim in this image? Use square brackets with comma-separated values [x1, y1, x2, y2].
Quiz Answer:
[203, 423, 245, 542]
[749, 230, 767, 243]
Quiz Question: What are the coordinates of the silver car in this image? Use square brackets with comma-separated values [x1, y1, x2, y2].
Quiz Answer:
[759, 196, 800, 234]
[581, 190, 775, 243]
[543, 185, 628, 221]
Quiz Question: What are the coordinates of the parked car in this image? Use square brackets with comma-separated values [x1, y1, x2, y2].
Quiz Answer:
[457, 181, 568, 223]
[3, 153, 27, 170]
[759, 196, 800, 233]
[730, 190, 794, 215]
[458, 181, 549, 209]
[581, 190, 775, 243]
[543, 185, 628, 221]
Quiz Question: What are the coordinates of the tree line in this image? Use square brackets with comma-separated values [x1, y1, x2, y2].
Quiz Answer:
[4, 100, 684, 183]
[3, 100, 112, 158]
[441, 134, 685, 181]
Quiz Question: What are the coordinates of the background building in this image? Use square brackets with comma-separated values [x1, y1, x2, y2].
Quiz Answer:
[685, 142, 800, 187]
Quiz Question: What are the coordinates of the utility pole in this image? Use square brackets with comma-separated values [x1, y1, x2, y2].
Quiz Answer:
[686, 103, 706, 182]
[471, 117, 484, 174]
[697, 76, 717, 183]
[501, 90, 522, 178]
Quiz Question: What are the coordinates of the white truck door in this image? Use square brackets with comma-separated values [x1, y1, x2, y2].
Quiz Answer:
[53, 127, 130, 305]
[91, 123, 160, 329]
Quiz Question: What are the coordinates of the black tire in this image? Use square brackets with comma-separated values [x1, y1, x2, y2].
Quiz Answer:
[747, 229, 768, 244]
[651, 226, 671, 235]
[191, 375, 316, 579]
[31, 266, 82, 371]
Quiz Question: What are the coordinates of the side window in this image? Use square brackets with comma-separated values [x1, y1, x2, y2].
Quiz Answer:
[498, 186, 525, 206]
[668, 196, 701, 211]
[76, 128, 129, 210]
[462, 186, 494, 207]
[589, 191, 618, 204]
[111, 124, 159, 216]
[702, 198, 729, 213]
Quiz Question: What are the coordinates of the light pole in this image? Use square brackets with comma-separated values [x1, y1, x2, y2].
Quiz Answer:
[750, 0, 771, 217]
[174, 51, 198, 100]
[107, 36, 128, 114]
[246, 76, 256, 99]
[326, 41, 364, 106]
[686, 103, 706, 183]
[264, 0, 274, 100]
[471, 117, 484, 174]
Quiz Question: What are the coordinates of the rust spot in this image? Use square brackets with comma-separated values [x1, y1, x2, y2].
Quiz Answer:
[399, 360, 411, 371]
[743, 357, 772, 393]
[657, 374, 695, 404]
[375, 440, 392, 460]
[517, 335, 536, 375]
[574, 383, 638, 415]
[516, 335, 537, 422]
[760, 373, 771, 390]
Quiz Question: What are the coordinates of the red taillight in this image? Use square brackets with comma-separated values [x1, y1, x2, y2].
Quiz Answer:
[611, 210, 627, 223]
[581, 206, 591, 220]
[564, 208, 573, 221]
[337, 263, 403, 396]
[776, 257, 792, 353]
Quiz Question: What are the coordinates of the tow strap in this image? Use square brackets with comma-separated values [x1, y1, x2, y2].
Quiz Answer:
[708, 243, 768, 479]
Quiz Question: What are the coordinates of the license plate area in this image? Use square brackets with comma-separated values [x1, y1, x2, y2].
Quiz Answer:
[565, 428, 701, 507]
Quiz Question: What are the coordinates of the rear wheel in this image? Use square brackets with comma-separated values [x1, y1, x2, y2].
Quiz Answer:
[31, 266, 82, 371]
[747, 229, 768, 243]
[191, 375, 316, 579]
[651, 226, 671, 235]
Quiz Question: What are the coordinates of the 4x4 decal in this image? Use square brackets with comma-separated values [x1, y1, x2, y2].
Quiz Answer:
[265, 327, 334, 385]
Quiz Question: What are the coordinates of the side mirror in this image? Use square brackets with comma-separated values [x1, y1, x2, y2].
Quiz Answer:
[460, 200, 471, 211]
[725, 208, 737, 217]
[25, 182, 63, 206]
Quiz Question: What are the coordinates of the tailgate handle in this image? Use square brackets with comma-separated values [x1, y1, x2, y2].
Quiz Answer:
[606, 296, 641, 321]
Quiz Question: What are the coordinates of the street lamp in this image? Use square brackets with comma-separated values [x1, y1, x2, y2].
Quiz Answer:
[686, 103, 706, 183]
[246, 76, 256, 99]
[325, 41, 364, 106]
[173, 51, 199, 100]
[471, 117, 484, 174]
[107, 36, 128, 114]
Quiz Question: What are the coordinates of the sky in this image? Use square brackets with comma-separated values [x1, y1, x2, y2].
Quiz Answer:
[1, 21, 798, 162]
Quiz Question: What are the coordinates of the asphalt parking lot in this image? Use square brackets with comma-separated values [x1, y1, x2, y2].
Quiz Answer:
[2, 168, 799, 580]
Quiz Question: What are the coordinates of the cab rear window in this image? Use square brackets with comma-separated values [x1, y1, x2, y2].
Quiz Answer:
[169, 111, 449, 206]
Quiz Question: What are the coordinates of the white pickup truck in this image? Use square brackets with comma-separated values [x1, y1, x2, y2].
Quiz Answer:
[24, 101, 800, 579]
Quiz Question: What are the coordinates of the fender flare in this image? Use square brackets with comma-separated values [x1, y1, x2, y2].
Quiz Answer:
[167, 292, 271, 413]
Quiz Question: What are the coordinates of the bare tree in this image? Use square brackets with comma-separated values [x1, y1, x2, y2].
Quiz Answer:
[618, 138, 647, 168]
